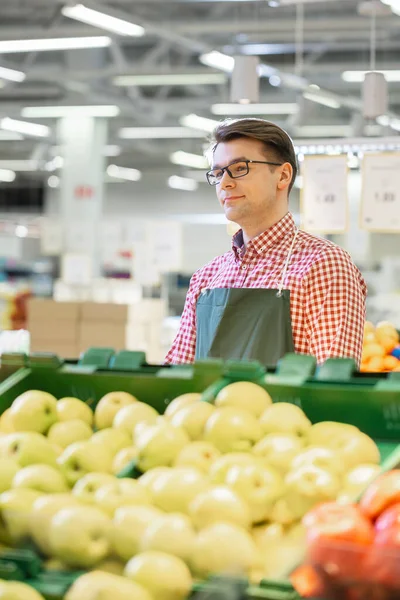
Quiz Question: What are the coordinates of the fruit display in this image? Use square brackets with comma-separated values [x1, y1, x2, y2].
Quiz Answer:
[361, 320, 400, 373]
[0, 382, 387, 599]
[292, 470, 400, 599]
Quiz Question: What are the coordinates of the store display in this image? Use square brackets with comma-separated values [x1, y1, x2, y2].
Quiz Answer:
[361, 320, 400, 372]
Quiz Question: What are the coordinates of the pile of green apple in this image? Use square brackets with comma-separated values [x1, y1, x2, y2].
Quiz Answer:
[0, 382, 383, 600]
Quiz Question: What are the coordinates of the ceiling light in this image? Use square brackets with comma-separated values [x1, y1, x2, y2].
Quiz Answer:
[230, 55, 260, 104]
[0, 160, 37, 171]
[0, 36, 111, 54]
[168, 175, 198, 191]
[119, 127, 205, 139]
[113, 73, 226, 86]
[295, 125, 352, 137]
[107, 164, 141, 181]
[48, 175, 60, 188]
[45, 156, 64, 172]
[211, 102, 298, 115]
[0, 66, 25, 82]
[0, 118, 50, 138]
[62, 3, 144, 37]
[343, 70, 400, 82]
[21, 105, 120, 118]
[269, 75, 282, 87]
[15, 225, 28, 238]
[170, 151, 209, 169]
[0, 168, 16, 182]
[180, 114, 219, 133]
[199, 51, 234, 73]
[303, 91, 341, 109]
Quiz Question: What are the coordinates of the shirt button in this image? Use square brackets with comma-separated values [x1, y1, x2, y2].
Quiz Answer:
[241, 265, 247, 270]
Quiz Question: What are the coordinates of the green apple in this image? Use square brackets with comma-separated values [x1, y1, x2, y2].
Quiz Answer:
[269, 497, 298, 526]
[112, 402, 159, 436]
[259, 402, 311, 437]
[0, 488, 43, 545]
[225, 463, 284, 524]
[94, 478, 151, 516]
[138, 467, 171, 498]
[9, 390, 58, 434]
[252, 522, 285, 553]
[57, 397, 93, 426]
[30, 493, 81, 556]
[189, 485, 251, 530]
[215, 381, 272, 418]
[124, 551, 192, 600]
[136, 422, 190, 472]
[112, 447, 139, 475]
[12, 464, 69, 494]
[174, 441, 221, 473]
[141, 512, 196, 562]
[49, 505, 111, 568]
[47, 420, 93, 449]
[151, 467, 208, 514]
[309, 422, 380, 468]
[190, 522, 256, 578]
[307, 421, 359, 446]
[0, 457, 19, 493]
[89, 428, 132, 456]
[57, 441, 113, 486]
[65, 571, 152, 600]
[72, 473, 117, 504]
[44, 558, 72, 571]
[203, 407, 262, 453]
[337, 463, 381, 504]
[283, 464, 341, 520]
[252, 433, 305, 474]
[164, 393, 202, 419]
[0, 580, 45, 600]
[94, 392, 137, 430]
[209, 452, 262, 484]
[291, 446, 346, 477]
[95, 559, 126, 576]
[0, 408, 15, 433]
[1, 432, 58, 467]
[170, 402, 215, 440]
[112, 505, 164, 561]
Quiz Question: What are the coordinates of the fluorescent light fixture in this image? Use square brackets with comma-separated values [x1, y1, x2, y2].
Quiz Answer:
[0, 36, 111, 54]
[0, 66, 25, 82]
[343, 70, 400, 82]
[303, 91, 341, 109]
[119, 127, 205, 139]
[48, 175, 60, 188]
[15, 225, 28, 238]
[107, 164, 141, 181]
[0, 131, 23, 141]
[199, 51, 234, 73]
[180, 114, 219, 133]
[45, 156, 64, 172]
[168, 175, 198, 191]
[170, 151, 209, 169]
[211, 102, 298, 115]
[114, 73, 226, 86]
[377, 115, 400, 131]
[104, 145, 121, 157]
[0, 160, 37, 171]
[22, 105, 120, 118]
[0, 168, 16, 182]
[295, 125, 352, 137]
[62, 4, 144, 37]
[0, 117, 50, 138]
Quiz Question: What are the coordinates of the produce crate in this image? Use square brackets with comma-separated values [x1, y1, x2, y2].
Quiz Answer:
[1, 349, 400, 600]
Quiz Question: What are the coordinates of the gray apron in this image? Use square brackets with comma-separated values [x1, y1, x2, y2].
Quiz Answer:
[195, 230, 298, 367]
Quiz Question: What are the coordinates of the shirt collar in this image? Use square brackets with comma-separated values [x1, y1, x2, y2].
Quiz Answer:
[232, 212, 296, 258]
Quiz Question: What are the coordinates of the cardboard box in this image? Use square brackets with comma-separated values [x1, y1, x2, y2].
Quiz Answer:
[80, 303, 129, 323]
[30, 339, 80, 358]
[28, 321, 79, 344]
[79, 322, 127, 352]
[28, 299, 81, 321]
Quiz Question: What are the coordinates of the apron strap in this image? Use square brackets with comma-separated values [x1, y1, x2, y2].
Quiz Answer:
[277, 228, 298, 297]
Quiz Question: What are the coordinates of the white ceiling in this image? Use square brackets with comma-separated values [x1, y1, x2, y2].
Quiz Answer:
[0, 0, 399, 176]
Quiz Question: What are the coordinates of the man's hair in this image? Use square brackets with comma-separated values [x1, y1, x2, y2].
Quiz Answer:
[209, 118, 298, 194]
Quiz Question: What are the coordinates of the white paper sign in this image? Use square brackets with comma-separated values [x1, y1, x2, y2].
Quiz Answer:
[61, 252, 92, 285]
[301, 155, 348, 233]
[40, 219, 63, 255]
[360, 153, 400, 231]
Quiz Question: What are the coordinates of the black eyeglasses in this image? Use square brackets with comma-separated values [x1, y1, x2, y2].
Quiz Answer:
[206, 159, 283, 186]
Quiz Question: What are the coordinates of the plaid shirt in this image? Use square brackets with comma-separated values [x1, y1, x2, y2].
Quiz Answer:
[165, 212, 367, 366]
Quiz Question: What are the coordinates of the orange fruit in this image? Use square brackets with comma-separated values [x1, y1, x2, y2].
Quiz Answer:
[382, 356, 400, 371]
[364, 321, 375, 335]
[363, 332, 377, 345]
[376, 324, 399, 344]
[362, 343, 385, 362]
[367, 356, 385, 372]
[378, 335, 398, 354]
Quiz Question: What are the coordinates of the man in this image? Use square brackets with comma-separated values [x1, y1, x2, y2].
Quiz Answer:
[165, 118, 366, 367]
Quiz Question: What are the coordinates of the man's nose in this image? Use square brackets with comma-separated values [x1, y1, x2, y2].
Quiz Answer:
[220, 169, 235, 189]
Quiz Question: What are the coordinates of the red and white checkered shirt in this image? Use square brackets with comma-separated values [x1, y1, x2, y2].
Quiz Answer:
[165, 212, 367, 366]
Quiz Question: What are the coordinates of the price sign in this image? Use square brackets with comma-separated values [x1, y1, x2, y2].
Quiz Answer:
[301, 155, 348, 233]
[360, 153, 400, 231]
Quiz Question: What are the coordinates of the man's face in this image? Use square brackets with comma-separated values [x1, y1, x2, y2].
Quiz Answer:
[212, 137, 287, 227]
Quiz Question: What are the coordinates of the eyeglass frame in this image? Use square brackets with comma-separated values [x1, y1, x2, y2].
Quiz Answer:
[206, 159, 284, 186]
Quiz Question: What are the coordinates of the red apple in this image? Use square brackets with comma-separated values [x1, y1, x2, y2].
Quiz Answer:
[360, 470, 400, 520]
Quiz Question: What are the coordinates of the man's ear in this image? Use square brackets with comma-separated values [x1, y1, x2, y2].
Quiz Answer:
[277, 163, 293, 191]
